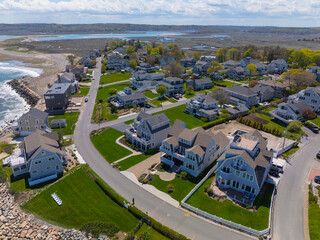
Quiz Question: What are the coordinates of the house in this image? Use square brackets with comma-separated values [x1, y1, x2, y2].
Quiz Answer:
[89, 49, 101, 59]
[270, 100, 312, 125]
[66, 65, 87, 80]
[111, 92, 146, 108]
[251, 84, 274, 102]
[106, 51, 129, 70]
[160, 56, 176, 68]
[201, 56, 217, 63]
[126, 112, 171, 151]
[226, 67, 245, 80]
[267, 59, 288, 74]
[215, 130, 272, 206]
[226, 105, 249, 119]
[44, 83, 72, 112]
[56, 72, 79, 94]
[307, 66, 320, 81]
[160, 120, 229, 177]
[186, 93, 219, 121]
[12, 108, 50, 137]
[50, 119, 66, 129]
[192, 61, 210, 76]
[11, 130, 67, 186]
[156, 77, 184, 96]
[240, 57, 267, 76]
[259, 79, 288, 98]
[297, 87, 320, 112]
[223, 60, 240, 69]
[240, 57, 261, 68]
[186, 78, 212, 91]
[225, 86, 259, 107]
[180, 57, 197, 67]
[136, 62, 155, 73]
[131, 71, 165, 90]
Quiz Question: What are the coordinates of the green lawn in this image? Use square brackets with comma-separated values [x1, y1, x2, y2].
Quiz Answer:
[0, 164, 27, 191]
[91, 128, 132, 163]
[124, 119, 134, 124]
[92, 102, 119, 123]
[186, 175, 274, 230]
[144, 91, 159, 99]
[183, 83, 221, 99]
[153, 104, 203, 129]
[118, 154, 150, 171]
[96, 83, 132, 103]
[311, 116, 320, 127]
[282, 145, 299, 159]
[73, 86, 90, 96]
[100, 72, 131, 85]
[21, 168, 138, 231]
[49, 112, 80, 136]
[260, 106, 276, 113]
[213, 79, 238, 88]
[136, 223, 169, 240]
[309, 199, 320, 239]
[149, 97, 177, 108]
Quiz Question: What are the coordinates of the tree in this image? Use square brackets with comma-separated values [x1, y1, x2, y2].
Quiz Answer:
[165, 62, 184, 77]
[282, 69, 315, 93]
[67, 55, 75, 65]
[302, 109, 317, 120]
[216, 48, 228, 62]
[210, 89, 230, 105]
[156, 86, 167, 98]
[107, 88, 118, 96]
[192, 51, 202, 60]
[101, 64, 107, 74]
[207, 61, 223, 76]
[246, 63, 257, 76]
[126, 46, 135, 55]
[287, 120, 303, 133]
[129, 60, 137, 69]
[227, 48, 240, 61]
[248, 80, 259, 88]
[186, 85, 194, 95]
[244, 48, 253, 58]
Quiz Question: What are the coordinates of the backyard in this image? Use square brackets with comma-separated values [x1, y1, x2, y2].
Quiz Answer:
[90, 128, 132, 163]
[96, 83, 132, 102]
[49, 112, 80, 136]
[22, 167, 138, 231]
[100, 72, 131, 85]
[144, 90, 159, 99]
[183, 82, 221, 99]
[186, 174, 274, 230]
[73, 86, 90, 96]
[309, 187, 320, 240]
[310, 116, 320, 127]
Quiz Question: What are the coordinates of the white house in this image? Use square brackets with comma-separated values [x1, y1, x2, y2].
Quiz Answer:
[186, 93, 219, 121]
[297, 87, 320, 112]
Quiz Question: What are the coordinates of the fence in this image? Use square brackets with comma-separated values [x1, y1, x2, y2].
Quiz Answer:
[274, 140, 297, 157]
[181, 164, 276, 237]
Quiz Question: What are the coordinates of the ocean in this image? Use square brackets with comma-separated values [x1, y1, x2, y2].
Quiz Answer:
[0, 61, 42, 131]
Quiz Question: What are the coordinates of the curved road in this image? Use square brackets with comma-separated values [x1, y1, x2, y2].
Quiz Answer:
[74, 58, 252, 240]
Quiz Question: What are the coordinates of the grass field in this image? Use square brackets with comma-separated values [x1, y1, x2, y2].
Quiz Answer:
[124, 119, 134, 124]
[118, 154, 150, 171]
[73, 86, 90, 96]
[0, 164, 27, 191]
[309, 194, 320, 239]
[144, 91, 159, 99]
[90, 128, 132, 163]
[136, 223, 169, 240]
[96, 83, 132, 102]
[186, 174, 274, 230]
[100, 72, 131, 85]
[21, 168, 138, 231]
[92, 102, 119, 123]
[213, 79, 238, 88]
[49, 112, 80, 136]
[149, 97, 177, 108]
[311, 116, 320, 127]
[183, 82, 221, 99]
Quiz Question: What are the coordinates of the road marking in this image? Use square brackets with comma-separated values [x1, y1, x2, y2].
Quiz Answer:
[185, 213, 189, 217]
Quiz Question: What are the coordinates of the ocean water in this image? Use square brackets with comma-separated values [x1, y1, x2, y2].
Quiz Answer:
[0, 61, 42, 131]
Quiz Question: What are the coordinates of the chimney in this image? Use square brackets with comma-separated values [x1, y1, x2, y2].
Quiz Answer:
[57, 74, 61, 83]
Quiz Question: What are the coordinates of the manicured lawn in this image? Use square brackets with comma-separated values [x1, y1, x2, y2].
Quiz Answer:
[213, 79, 238, 88]
[100, 72, 131, 85]
[153, 104, 204, 129]
[0, 164, 27, 191]
[282, 144, 299, 159]
[309, 199, 320, 239]
[96, 83, 132, 102]
[183, 83, 221, 99]
[91, 128, 132, 163]
[92, 102, 119, 123]
[186, 175, 274, 230]
[149, 97, 177, 108]
[73, 86, 90, 96]
[261, 106, 276, 113]
[21, 168, 138, 231]
[49, 112, 80, 136]
[310, 116, 320, 127]
[144, 91, 159, 99]
[118, 154, 150, 171]
[124, 119, 134, 124]
[136, 223, 169, 240]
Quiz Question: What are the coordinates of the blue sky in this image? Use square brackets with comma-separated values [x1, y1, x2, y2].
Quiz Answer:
[0, 0, 319, 27]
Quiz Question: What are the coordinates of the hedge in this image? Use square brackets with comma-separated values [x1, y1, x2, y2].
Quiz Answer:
[202, 117, 230, 130]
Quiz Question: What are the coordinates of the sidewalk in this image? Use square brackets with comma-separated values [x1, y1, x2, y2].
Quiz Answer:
[70, 144, 86, 164]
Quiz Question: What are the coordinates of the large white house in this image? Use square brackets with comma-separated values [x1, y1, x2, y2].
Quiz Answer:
[11, 130, 67, 186]
[160, 120, 229, 177]
[186, 93, 219, 121]
[296, 87, 320, 113]
[215, 130, 273, 206]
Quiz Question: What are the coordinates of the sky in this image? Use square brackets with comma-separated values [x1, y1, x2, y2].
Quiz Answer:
[0, 0, 319, 27]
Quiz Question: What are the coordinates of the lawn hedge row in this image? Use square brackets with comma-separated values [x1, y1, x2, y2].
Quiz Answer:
[83, 165, 190, 240]
[202, 116, 230, 130]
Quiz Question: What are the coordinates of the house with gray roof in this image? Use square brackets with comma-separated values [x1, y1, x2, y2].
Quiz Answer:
[224, 86, 259, 107]
[66, 65, 86, 80]
[215, 130, 273, 206]
[226, 105, 249, 119]
[180, 57, 197, 67]
[44, 83, 72, 112]
[186, 93, 219, 121]
[296, 87, 320, 113]
[160, 56, 176, 68]
[251, 84, 274, 102]
[11, 130, 67, 186]
[126, 112, 171, 151]
[192, 61, 210, 76]
[223, 60, 241, 69]
[307, 66, 320, 81]
[12, 108, 50, 137]
[131, 71, 165, 90]
[186, 78, 212, 91]
[160, 120, 229, 177]
[111, 91, 146, 108]
[156, 77, 184, 96]
[240, 57, 267, 76]
[270, 100, 312, 125]
[259, 79, 288, 98]
[56, 72, 79, 94]
[226, 67, 245, 80]
[267, 59, 288, 74]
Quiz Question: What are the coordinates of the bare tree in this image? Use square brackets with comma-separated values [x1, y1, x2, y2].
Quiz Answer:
[67, 55, 75, 65]
[164, 62, 184, 77]
[210, 89, 230, 105]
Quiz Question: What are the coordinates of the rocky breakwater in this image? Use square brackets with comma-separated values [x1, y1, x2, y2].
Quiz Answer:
[7, 77, 40, 107]
[0, 183, 90, 239]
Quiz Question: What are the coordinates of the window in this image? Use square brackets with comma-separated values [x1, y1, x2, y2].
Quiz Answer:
[56, 166, 59, 170]
[242, 173, 246, 178]
[236, 171, 240, 176]
[32, 171, 37, 174]
[246, 174, 250, 180]
[250, 176, 253, 181]
[36, 120, 39, 124]
[42, 151, 45, 155]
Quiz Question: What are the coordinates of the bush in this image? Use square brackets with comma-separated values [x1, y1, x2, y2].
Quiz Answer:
[145, 148, 159, 155]
[180, 171, 188, 178]
[204, 185, 210, 193]
[202, 117, 229, 130]
[138, 231, 151, 240]
[288, 120, 303, 133]
[302, 109, 317, 120]
[167, 183, 174, 193]
[80, 221, 119, 238]
[201, 117, 209, 122]
[207, 188, 213, 196]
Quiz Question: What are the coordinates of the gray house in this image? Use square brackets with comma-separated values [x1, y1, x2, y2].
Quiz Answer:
[186, 93, 219, 121]
[126, 112, 171, 151]
[11, 130, 67, 186]
[223, 60, 240, 69]
[56, 72, 79, 94]
[160, 56, 176, 68]
[180, 57, 197, 67]
[192, 61, 210, 76]
[225, 86, 259, 107]
[156, 77, 184, 96]
[44, 83, 72, 112]
[259, 79, 288, 98]
[307, 66, 320, 81]
[12, 108, 50, 137]
[160, 120, 229, 177]
[297, 87, 320, 113]
[186, 78, 212, 91]
[111, 92, 146, 108]
[251, 85, 274, 102]
[267, 59, 288, 74]
[131, 71, 165, 90]
[215, 130, 273, 206]
[66, 65, 86, 80]
[226, 105, 249, 119]
[226, 67, 245, 80]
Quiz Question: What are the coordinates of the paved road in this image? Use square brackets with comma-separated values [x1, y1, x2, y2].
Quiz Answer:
[272, 134, 320, 240]
[74, 58, 252, 240]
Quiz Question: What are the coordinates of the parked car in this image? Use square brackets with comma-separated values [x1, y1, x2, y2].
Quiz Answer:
[269, 169, 279, 178]
[85, 98, 88, 102]
[316, 151, 320, 159]
[305, 123, 319, 133]
[315, 176, 320, 184]
[145, 104, 151, 108]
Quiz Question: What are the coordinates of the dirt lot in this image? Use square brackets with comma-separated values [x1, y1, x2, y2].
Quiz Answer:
[244, 113, 269, 124]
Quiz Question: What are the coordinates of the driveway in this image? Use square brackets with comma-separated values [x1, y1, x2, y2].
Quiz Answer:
[112, 122, 130, 132]
[308, 167, 320, 182]
[127, 153, 161, 178]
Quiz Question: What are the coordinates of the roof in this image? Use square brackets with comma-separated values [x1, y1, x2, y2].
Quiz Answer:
[225, 86, 257, 97]
[196, 78, 212, 85]
[235, 105, 249, 113]
[259, 79, 288, 88]
[59, 72, 74, 82]
[19, 108, 48, 121]
[223, 60, 240, 66]
[51, 119, 66, 124]
[45, 83, 71, 95]
[179, 128, 197, 142]
[144, 113, 170, 134]
[287, 100, 312, 114]
[118, 92, 146, 102]
[168, 120, 186, 137]
[189, 145, 205, 156]
[165, 77, 183, 84]
[212, 131, 230, 148]
[203, 95, 218, 105]
[251, 85, 274, 94]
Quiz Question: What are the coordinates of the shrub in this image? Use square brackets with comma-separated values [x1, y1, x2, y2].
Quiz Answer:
[180, 171, 188, 178]
[288, 120, 303, 133]
[207, 188, 213, 196]
[204, 185, 210, 193]
[138, 173, 147, 183]
[145, 148, 158, 155]
[138, 231, 151, 240]
[201, 117, 209, 122]
[302, 109, 317, 120]
[80, 221, 119, 238]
